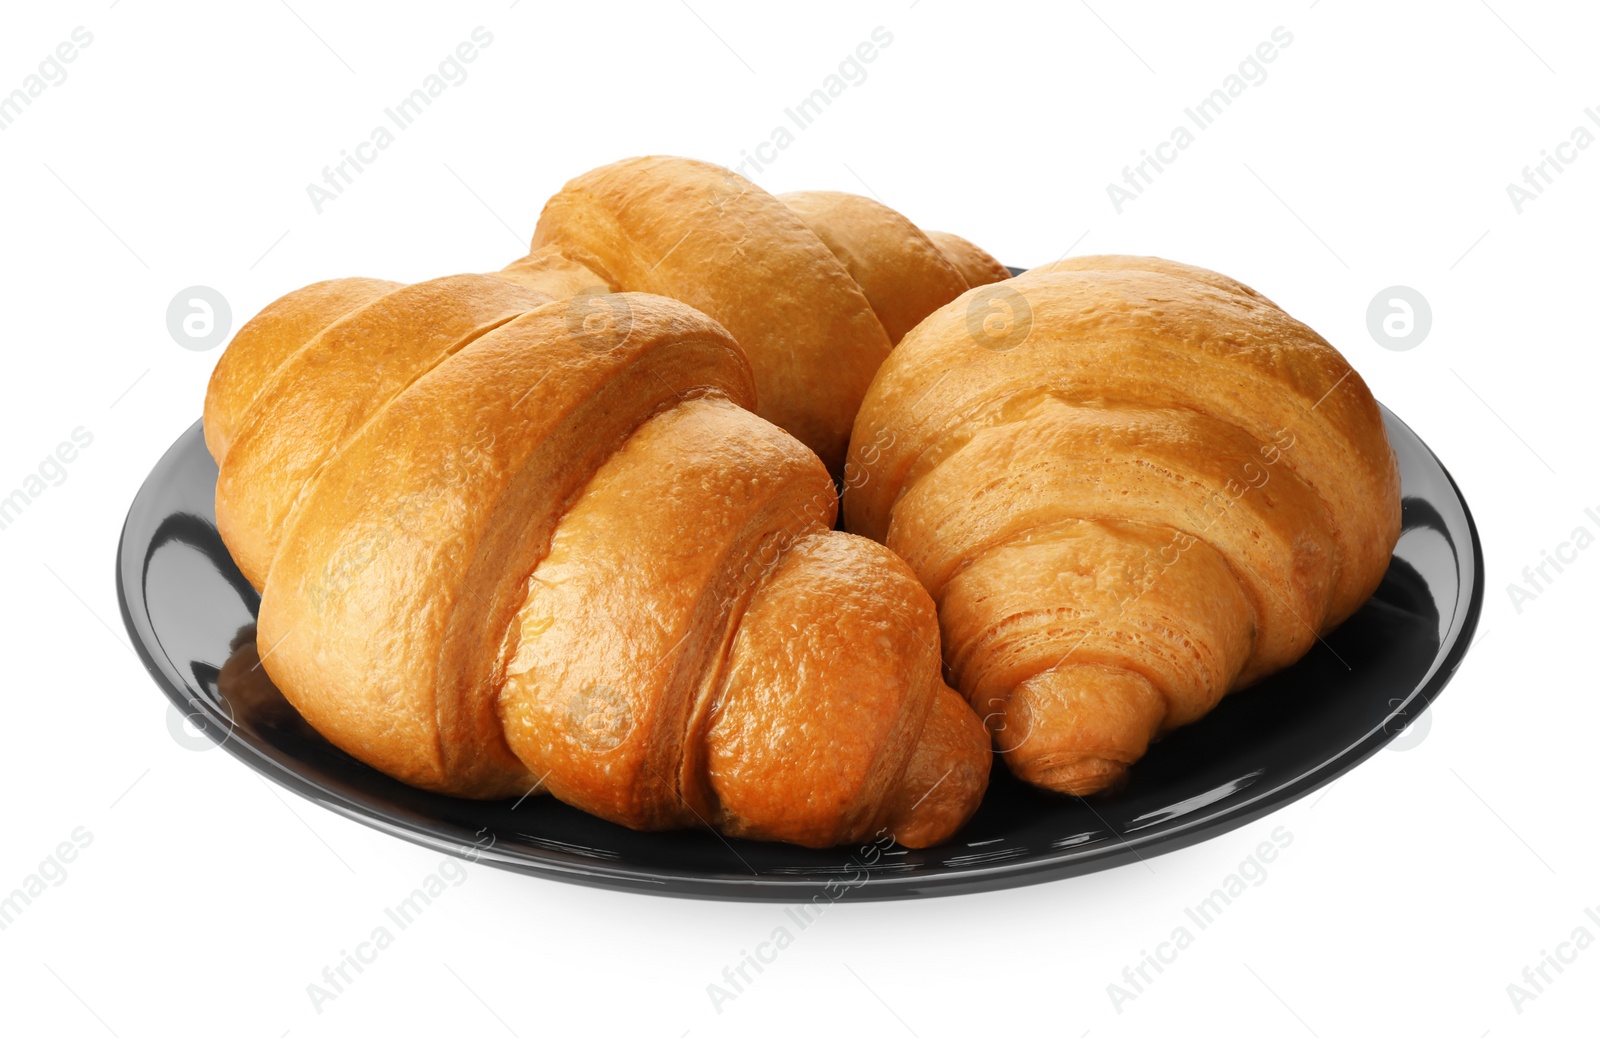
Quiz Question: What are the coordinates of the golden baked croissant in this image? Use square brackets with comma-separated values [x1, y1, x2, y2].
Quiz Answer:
[844, 256, 1401, 795]
[203, 268, 989, 848]
[529, 156, 1007, 474]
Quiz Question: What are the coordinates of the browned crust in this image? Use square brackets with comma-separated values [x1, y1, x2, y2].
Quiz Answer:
[844, 255, 1400, 795]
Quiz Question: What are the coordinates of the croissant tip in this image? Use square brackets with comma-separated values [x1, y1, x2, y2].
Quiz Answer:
[1016, 755, 1133, 798]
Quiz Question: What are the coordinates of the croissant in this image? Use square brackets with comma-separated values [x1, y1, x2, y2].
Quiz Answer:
[529, 155, 1007, 474]
[202, 267, 989, 848]
[843, 255, 1402, 795]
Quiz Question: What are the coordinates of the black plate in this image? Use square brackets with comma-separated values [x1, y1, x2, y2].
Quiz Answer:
[116, 406, 1481, 901]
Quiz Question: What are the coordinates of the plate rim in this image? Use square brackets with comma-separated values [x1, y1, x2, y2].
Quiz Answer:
[116, 406, 1484, 901]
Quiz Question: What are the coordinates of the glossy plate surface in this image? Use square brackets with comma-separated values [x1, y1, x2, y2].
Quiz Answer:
[116, 406, 1481, 901]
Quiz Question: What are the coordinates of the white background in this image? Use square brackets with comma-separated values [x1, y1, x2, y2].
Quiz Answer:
[0, 1, 1594, 1035]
